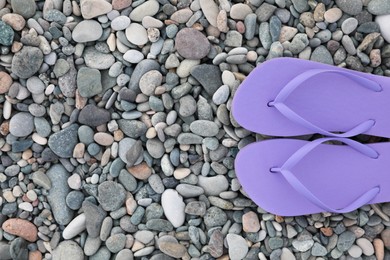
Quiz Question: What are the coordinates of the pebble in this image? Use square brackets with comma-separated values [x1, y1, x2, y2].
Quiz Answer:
[199, 0, 219, 27]
[324, 8, 342, 23]
[62, 213, 86, 239]
[123, 49, 144, 64]
[368, 0, 390, 15]
[2, 13, 25, 31]
[337, 231, 356, 252]
[198, 175, 229, 195]
[158, 235, 187, 258]
[83, 200, 107, 238]
[125, 23, 148, 45]
[84, 46, 115, 69]
[175, 28, 210, 59]
[230, 4, 253, 20]
[81, 0, 112, 19]
[376, 15, 390, 43]
[98, 181, 126, 211]
[161, 189, 185, 228]
[342, 18, 358, 35]
[78, 104, 111, 127]
[279, 26, 298, 43]
[47, 164, 73, 225]
[52, 241, 84, 260]
[190, 64, 223, 96]
[11, 46, 43, 79]
[335, 0, 363, 15]
[290, 33, 309, 54]
[77, 67, 102, 98]
[139, 70, 162, 96]
[9, 112, 34, 137]
[2, 218, 37, 242]
[48, 124, 78, 158]
[130, 0, 159, 22]
[190, 120, 219, 137]
[310, 45, 334, 65]
[72, 20, 103, 43]
[11, 0, 36, 19]
[227, 234, 248, 260]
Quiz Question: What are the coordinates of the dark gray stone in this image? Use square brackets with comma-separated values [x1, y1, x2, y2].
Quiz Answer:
[190, 64, 222, 96]
[48, 124, 79, 158]
[78, 104, 111, 127]
[11, 46, 43, 79]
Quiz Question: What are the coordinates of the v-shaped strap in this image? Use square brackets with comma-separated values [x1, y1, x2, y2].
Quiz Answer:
[268, 69, 382, 137]
[271, 138, 380, 214]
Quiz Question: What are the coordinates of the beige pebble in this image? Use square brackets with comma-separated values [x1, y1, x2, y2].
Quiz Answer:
[242, 211, 260, 232]
[107, 33, 116, 52]
[173, 168, 191, 179]
[370, 49, 381, 67]
[357, 237, 374, 256]
[68, 173, 82, 190]
[146, 127, 157, 139]
[324, 8, 342, 23]
[0, 71, 12, 94]
[217, 10, 229, 33]
[101, 148, 111, 166]
[22, 149, 33, 160]
[132, 240, 145, 252]
[3, 189, 16, 202]
[32, 133, 47, 145]
[11, 41, 23, 53]
[374, 238, 384, 260]
[94, 132, 114, 146]
[28, 250, 42, 260]
[2, 13, 26, 31]
[73, 143, 85, 158]
[113, 129, 124, 141]
[246, 51, 258, 62]
[126, 194, 137, 215]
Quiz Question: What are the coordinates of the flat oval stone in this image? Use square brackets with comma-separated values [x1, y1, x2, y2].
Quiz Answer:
[129, 0, 159, 22]
[190, 120, 219, 137]
[125, 23, 148, 45]
[175, 28, 210, 59]
[72, 20, 103, 43]
[11, 46, 43, 79]
[9, 112, 34, 137]
[123, 49, 144, 63]
[111, 16, 131, 31]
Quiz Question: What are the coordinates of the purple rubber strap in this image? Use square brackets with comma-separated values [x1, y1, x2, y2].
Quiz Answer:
[269, 69, 382, 137]
[271, 137, 380, 213]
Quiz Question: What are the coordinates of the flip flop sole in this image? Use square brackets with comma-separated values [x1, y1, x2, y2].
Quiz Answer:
[235, 139, 390, 216]
[232, 58, 390, 137]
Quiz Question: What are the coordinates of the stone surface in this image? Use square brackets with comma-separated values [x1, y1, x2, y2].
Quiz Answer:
[48, 124, 78, 158]
[175, 28, 210, 59]
[161, 189, 185, 228]
[52, 241, 84, 260]
[81, 0, 112, 19]
[47, 165, 73, 225]
[11, 46, 43, 79]
[72, 20, 103, 43]
[98, 181, 126, 211]
[227, 234, 248, 260]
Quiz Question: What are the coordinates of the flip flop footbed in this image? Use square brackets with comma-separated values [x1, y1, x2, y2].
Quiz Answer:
[235, 139, 390, 216]
[232, 58, 390, 137]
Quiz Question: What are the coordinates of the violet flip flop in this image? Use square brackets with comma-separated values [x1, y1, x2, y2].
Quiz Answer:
[232, 57, 390, 137]
[235, 137, 388, 216]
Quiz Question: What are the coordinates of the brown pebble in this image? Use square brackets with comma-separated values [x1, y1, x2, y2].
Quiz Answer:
[374, 238, 384, 260]
[29, 250, 42, 260]
[0, 71, 13, 94]
[127, 162, 152, 180]
[2, 218, 38, 242]
[275, 215, 284, 223]
[11, 41, 23, 53]
[313, 3, 325, 22]
[73, 143, 85, 158]
[320, 227, 333, 237]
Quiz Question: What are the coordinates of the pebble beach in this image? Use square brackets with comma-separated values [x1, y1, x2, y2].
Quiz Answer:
[1, 0, 390, 259]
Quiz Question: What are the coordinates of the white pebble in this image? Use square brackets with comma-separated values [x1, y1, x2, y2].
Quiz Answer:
[18, 202, 33, 212]
[62, 213, 86, 239]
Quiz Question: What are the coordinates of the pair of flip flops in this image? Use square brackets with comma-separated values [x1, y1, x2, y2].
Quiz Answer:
[232, 58, 390, 216]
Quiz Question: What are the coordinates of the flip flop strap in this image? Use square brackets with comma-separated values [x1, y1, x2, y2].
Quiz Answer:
[271, 137, 380, 213]
[269, 69, 382, 137]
